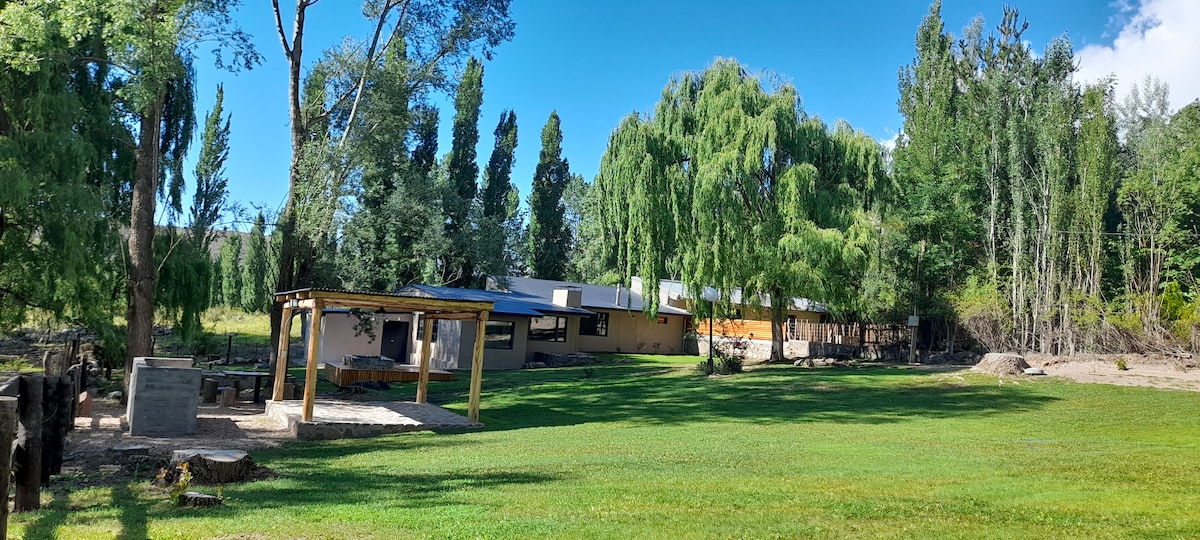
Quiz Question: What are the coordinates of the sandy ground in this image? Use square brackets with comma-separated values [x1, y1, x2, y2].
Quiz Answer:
[62, 401, 292, 488]
[1025, 353, 1200, 392]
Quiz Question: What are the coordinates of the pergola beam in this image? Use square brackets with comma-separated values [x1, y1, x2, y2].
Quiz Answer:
[416, 314, 434, 403]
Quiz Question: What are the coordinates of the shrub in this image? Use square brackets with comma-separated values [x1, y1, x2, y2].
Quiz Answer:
[1116, 357, 1128, 371]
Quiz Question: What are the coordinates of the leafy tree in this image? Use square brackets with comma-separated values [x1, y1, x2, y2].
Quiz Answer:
[440, 56, 484, 286]
[337, 40, 444, 291]
[219, 235, 243, 307]
[0, 7, 132, 333]
[242, 212, 270, 312]
[527, 111, 573, 280]
[477, 109, 520, 285]
[190, 84, 231, 251]
[269, 0, 514, 359]
[595, 60, 887, 361]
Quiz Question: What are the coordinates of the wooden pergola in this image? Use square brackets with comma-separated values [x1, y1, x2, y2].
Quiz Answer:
[271, 288, 493, 423]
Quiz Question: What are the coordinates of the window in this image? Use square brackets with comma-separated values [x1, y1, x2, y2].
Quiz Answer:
[580, 312, 609, 337]
[416, 318, 439, 342]
[528, 316, 567, 342]
[656, 316, 669, 325]
[484, 321, 514, 349]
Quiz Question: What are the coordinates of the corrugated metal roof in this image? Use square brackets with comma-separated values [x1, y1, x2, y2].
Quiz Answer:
[497, 276, 693, 316]
[398, 284, 595, 318]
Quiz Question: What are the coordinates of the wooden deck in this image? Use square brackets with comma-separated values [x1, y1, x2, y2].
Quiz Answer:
[323, 363, 456, 387]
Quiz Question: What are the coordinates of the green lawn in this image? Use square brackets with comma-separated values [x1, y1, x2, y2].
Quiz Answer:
[15, 355, 1200, 539]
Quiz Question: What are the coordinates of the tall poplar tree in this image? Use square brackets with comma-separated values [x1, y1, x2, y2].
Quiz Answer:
[219, 235, 243, 307]
[242, 212, 270, 312]
[477, 110, 519, 285]
[440, 56, 485, 286]
[527, 111, 573, 280]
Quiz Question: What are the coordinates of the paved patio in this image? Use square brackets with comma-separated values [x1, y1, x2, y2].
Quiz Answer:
[266, 399, 484, 440]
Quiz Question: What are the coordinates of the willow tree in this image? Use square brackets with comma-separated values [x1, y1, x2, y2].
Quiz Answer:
[597, 59, 886, 361]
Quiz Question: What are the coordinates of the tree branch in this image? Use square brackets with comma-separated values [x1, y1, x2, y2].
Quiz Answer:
[271, 0, 292, 58]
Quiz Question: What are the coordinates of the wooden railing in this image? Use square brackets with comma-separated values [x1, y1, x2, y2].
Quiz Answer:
[697, 319, 907, 346]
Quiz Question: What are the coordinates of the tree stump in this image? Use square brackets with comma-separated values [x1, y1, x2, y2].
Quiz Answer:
[218, 387, 237, 408]
[171, 449, 255, 484]
[201, 378, 219, 403]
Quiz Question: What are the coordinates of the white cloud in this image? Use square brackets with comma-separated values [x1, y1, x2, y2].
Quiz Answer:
[1076, 0, 1200, 112]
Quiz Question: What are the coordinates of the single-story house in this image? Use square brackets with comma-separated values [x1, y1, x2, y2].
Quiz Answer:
[655, 278, 829, 340]
[492, 276, 693, 355]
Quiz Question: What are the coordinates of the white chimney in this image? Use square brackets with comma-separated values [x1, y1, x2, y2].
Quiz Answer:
[553, 286, 582, 307]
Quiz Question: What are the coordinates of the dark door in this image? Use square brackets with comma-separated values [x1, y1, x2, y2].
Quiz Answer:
[381, 321, 410, 363]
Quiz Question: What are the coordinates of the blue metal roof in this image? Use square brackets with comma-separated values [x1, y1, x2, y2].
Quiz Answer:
[397, 284, 594, 318]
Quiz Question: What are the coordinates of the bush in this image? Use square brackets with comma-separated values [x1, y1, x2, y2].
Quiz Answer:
[715, 354, 743, 375]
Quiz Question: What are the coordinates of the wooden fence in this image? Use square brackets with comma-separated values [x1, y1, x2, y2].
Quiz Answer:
[696, 319, 908, 346]
[0, 361, 84, 537]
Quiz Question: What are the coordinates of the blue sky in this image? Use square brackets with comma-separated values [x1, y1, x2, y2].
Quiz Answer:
[189, 1, 1199, 231]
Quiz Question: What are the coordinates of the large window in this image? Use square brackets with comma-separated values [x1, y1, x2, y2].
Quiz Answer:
[528, 316, 567, 342]
[580, 312, 609, 337]
[416, 318, 439, 342]
[484, 321, 514, 349]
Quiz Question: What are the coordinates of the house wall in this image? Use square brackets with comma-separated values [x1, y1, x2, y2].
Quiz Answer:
[525, 315, 580, 362]
[317, 312, 414, 364]
[578, 310, 687, 355]
[452, 316, 530, 371]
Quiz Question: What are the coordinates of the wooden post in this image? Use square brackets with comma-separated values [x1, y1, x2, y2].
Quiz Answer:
[272, 306, 294, 401]
[416, 314, 434, 404]
[467, 311, 489, 423]
[47, 376, 72, 478]
[0, 396, 18, 539]
[302, 302, 324, 422]
[14, 375, 43, 512]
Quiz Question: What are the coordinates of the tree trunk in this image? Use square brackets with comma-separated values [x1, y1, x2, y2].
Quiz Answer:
[172, 449, 255, 484]
[770, 288, 785, 362]
[127, 100, 164, 385]
[270, 0, 307, 368]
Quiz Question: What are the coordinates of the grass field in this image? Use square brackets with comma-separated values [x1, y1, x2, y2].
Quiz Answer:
[13, 355, 1200, 539]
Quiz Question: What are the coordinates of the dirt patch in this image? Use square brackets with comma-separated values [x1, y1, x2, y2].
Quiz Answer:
[1025, 353, 1200, 392]
[63, 401, 291, 488]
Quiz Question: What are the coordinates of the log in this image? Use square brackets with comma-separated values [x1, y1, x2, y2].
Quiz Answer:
[171, 449, 255, 484]
[0, 396, 18, 539]
[14, 375, 42, 512]
[178, 491, 223, 507]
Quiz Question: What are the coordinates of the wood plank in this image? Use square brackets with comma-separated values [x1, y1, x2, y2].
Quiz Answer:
[286, 289, 492, 313]
[467, 311, 488, 423]
[322, 364, 455, 386]
[302, 302, 324, 422]
[416, 314, 434, 404]
[271, 306, 293, 401]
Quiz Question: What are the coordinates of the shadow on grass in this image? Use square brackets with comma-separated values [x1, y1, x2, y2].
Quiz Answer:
[442, 361, 1060, 431]
[113, 482, 149, 540]
[19, 490, 70, 540]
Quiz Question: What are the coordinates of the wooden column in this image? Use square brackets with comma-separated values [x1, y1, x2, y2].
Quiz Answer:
[467, 311, 489, 423]
[271, 306, 294, 401]
[416, 314, 434, 404]
[0, 396, 16, 539]
[302, 302, 324, 422]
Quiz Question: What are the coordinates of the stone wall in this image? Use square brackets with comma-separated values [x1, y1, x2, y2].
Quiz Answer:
[126, 357, 201, 437]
